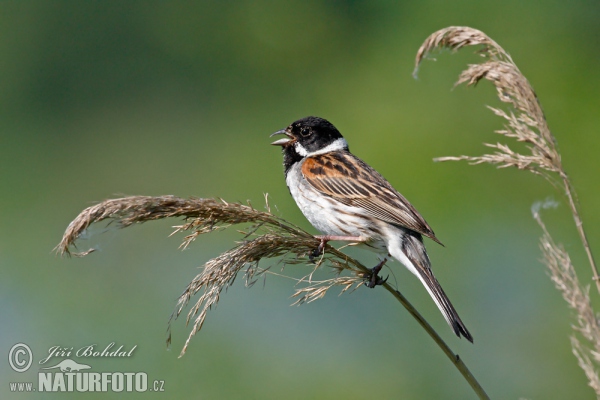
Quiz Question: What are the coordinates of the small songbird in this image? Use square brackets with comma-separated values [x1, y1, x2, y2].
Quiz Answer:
[271, 116, 473, 342]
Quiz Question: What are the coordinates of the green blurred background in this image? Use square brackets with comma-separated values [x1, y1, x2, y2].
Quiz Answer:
[2, 1, 599, 398]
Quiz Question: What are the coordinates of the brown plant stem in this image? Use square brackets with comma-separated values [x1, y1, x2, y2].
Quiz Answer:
[56, 195, 488, 398]
[562, 175, 600, 293]
[381, 282, 489, 400]
[319, 248, 488, 398]
[298, 246, 488, 398]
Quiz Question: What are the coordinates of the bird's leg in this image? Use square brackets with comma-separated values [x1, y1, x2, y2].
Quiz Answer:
[311, 235, 366, 259]
[310, 237, 328, 260]
[365, 258, 388, 288]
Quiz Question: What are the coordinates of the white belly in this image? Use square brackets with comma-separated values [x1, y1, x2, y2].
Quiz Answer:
[285, 162, 434, 295]
[285, 162, 389, 254]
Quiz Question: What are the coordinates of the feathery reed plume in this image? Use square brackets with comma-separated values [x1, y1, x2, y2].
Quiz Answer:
[55, 195, 367, 351]
[535, 205, 600, 397]
[415, 26, 599, 396]
[414, 26, 598, 290]
[56, 194, 489, 398]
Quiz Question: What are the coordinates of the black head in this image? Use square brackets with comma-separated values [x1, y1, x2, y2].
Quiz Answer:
[270, 116, 348, 172]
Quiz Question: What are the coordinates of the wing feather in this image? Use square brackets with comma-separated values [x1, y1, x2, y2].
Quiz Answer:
[301, 152, 442, 244]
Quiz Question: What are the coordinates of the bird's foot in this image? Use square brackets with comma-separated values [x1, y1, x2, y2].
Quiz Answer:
[309, 235, 368, 260]
[365, 258, 388, 288]
[310, 237, 328, 260]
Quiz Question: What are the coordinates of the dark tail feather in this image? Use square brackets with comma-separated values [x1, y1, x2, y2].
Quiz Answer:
[418, 268, 473, 343]
[398, 232, 473, 342]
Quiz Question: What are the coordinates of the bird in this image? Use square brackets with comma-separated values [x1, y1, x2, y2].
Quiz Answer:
[270, 116, 473, 342]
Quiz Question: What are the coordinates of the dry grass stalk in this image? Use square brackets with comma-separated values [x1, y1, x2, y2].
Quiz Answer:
[414, 26, 598, 291]
[291, 271, 364, 306]
[56, 195, 311, 257]
[534, 207, 600, 348]
[56, 194, 489, 398]
[55, 195, 367, 352]
[572, 337, 600, 396]
[415, 26, 599, 396]
[534, 206, 600, 397]
[168, 232, 365, 356]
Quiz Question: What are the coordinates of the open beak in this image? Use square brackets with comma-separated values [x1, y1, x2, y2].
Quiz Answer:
[270, 129, 294, 146]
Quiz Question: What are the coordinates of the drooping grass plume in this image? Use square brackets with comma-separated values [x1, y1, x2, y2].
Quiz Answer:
[535, 206, 600, 397]
[414, 26, 598, 290]
[56, 196, 366, 350]
[56, 195, 309, 257]
[415, 26, 599, 397]
[56, 194, 489, 399]
[415, 27, 560, 181]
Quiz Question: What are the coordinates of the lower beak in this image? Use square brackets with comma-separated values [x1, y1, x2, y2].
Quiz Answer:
[270, 129, 294, 146]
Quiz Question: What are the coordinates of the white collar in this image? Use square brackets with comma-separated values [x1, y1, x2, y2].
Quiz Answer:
[294, 137, 348, 157]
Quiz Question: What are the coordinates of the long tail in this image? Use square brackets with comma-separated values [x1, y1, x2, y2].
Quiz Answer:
[415, 263, 473, 342]
[390, 231, 473, 342]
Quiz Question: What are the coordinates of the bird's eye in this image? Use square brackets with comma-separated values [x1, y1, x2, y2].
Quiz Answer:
[300, 127, 310, 137]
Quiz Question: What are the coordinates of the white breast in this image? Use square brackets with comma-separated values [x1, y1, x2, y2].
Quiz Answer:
[286, 162, 371, 238]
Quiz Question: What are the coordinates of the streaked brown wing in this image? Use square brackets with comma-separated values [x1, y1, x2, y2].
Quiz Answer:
[301, 152, 442, 244]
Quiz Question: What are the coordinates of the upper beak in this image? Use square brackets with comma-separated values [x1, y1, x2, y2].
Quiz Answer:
[270, 129, 294, 146]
